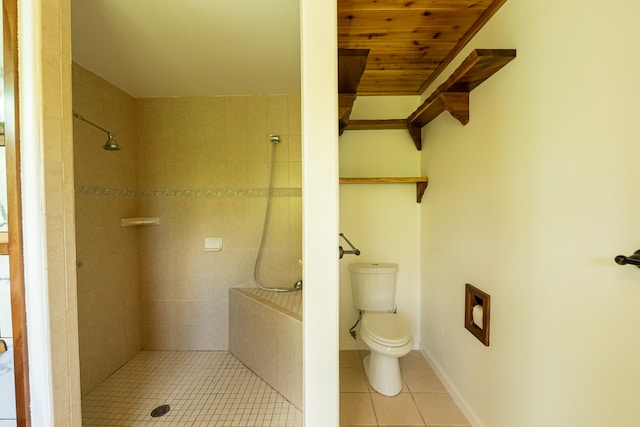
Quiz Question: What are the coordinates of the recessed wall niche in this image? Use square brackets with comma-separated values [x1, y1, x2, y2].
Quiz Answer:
[465, 283, 491, 346]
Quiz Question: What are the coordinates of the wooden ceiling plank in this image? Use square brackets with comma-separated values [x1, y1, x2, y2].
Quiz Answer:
[360, 47, 458, 57]
[339, 0, 494, 10]
[336, 0, 508, 99]
[365, 63, 440, 71]
[338, 26, 468, 40]
[339, 1, 492, 14]
[365, 48, 448, 56]
[341, 44, 464, 56]
[338, 10, 481, 28]
[364, 68, 437, 76]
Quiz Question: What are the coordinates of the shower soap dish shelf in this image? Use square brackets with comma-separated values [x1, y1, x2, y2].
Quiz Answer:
[121, 217, 160, 227]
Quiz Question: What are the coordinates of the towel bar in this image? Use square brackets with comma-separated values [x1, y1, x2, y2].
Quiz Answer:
[614, 249, 640, 268]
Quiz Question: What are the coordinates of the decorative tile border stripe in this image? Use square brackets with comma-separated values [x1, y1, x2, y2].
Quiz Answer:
[74, 186, 138, 198]
[75, 185, 301, 198]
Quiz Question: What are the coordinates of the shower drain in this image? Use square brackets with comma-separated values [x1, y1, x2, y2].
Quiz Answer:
[150, 404, 171, 418]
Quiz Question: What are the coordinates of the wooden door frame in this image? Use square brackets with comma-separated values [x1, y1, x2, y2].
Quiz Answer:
[3, 0, 31, 425]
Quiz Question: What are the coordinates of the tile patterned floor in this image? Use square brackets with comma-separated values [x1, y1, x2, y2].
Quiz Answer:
[82, 351, 302, 426]
[340, 350, 470, 427]
[82, 349, 469, 426]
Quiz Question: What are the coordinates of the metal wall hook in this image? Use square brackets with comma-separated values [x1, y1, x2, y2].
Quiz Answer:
[614, 249, 640, 268]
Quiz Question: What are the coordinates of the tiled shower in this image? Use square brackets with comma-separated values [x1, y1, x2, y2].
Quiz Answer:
[72, 62, 302, 398]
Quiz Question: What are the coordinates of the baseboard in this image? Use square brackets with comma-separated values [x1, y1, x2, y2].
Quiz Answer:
[420, 346, 485, 427]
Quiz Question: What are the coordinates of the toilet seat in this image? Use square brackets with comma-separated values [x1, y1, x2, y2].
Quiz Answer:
[361, 312, 411, 347]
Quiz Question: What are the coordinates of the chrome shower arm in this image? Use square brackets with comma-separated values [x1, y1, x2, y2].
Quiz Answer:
[73, 111, 113, 136]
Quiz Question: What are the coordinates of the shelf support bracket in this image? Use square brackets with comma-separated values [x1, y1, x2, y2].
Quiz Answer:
[439, 92, 470, 125]
[416, 181, 429, 203]
[407, 124, 422, 151]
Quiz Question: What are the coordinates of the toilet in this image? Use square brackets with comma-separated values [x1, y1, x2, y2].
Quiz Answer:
[349, 262, 413, 396]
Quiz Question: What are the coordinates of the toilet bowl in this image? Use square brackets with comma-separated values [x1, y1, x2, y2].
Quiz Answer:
[349, 262, 413, 396]
[359, 312, 413, 396]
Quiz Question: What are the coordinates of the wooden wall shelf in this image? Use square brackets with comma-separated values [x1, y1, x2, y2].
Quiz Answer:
[341, 119, 422, 147]
[339, 177, 429, 203]
[338, 48, 369, 135]
[343, 119, 407, 131]
[407, 49, 516, 150]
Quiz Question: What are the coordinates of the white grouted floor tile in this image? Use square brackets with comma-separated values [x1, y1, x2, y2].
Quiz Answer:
[82, 351, 302, 426]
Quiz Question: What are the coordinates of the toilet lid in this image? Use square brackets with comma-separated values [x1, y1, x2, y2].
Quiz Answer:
[361, 313, 411, 347]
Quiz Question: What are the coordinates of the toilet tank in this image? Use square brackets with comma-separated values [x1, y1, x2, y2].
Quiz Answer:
[349, 263, 398, 312]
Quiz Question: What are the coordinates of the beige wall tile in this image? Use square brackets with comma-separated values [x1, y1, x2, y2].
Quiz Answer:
[74, 80, 302, 363]
[73, 64, 141, 396]
[228, 290, 302, 410]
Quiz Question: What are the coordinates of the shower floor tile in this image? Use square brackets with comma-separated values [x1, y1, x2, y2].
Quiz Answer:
[81, 351, 302, 426]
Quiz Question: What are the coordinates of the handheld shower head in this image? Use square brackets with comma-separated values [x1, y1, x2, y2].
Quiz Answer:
[103, 134, 121, 151]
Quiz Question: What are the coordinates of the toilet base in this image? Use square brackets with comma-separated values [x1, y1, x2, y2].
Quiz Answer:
[363, 353, 403, 396]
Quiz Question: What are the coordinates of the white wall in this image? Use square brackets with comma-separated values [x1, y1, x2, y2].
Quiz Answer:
[301, 0, 340, 425]
[420, 1, 640, 426]
[339, 96, 421, 349]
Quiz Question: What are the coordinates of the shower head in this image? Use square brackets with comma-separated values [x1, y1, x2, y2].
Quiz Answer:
[103, 133, 121, 151]
[73, 111, 122, 151]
